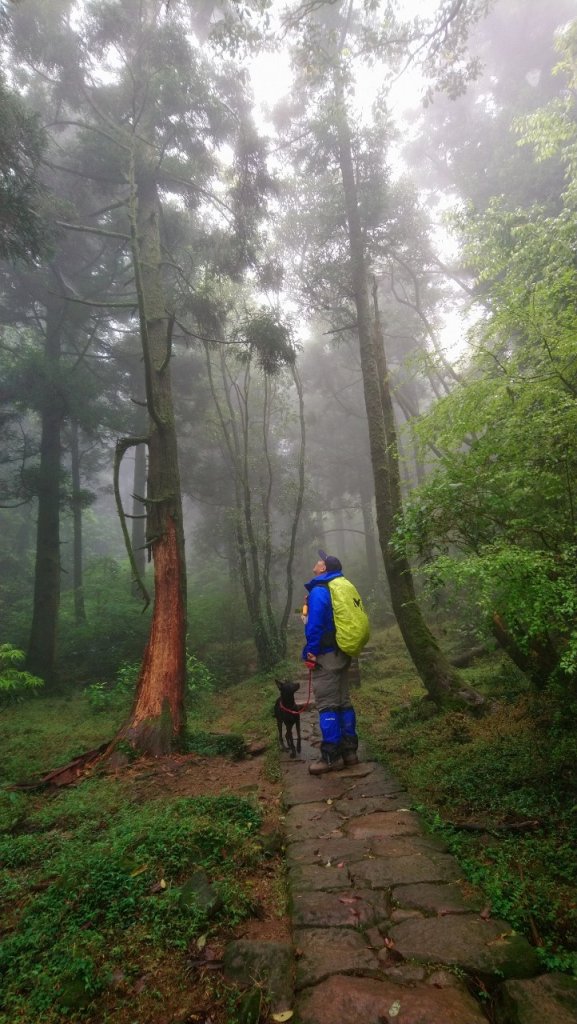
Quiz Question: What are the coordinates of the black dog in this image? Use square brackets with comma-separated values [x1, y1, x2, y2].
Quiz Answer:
[273, 679, 301, 759]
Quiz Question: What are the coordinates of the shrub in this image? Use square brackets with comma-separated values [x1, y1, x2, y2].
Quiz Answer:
[84, 660, 138, 713]
[0, 644, 43, 704]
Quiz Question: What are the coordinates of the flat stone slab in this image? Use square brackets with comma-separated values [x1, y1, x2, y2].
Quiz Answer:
[284, 802, 343, 840]
[494, 973, 577, 1024]
[392, 881, 478, 915]
[334, 793, 413, 815]
[283, 775, 366, 806]
[344, 773, 407, 799]
[291, 888, 390, 928]
[392, 881, 477, 915]
[350, 853, 461, 889]
[345, 810, 423, 839]
[294, 928, 380, 990]
[296, 973, 488, 1024]
[289, 862, 352, 892]
[370, 834, 449, 857]
[286, 836, 371, 865]
[389, 916, 541, 980]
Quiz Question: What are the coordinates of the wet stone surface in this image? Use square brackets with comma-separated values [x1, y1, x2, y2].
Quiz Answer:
[288, 862, 352, 892]
[294, 928, 381, 990]
[494, 973, 577, 1024]
[350, 853, 461, 889]
[296, 973, 490, 1024]
[333, 793, 413, 815]
[391, 880, 480, 915]
[273, 708, 561, 1024]
[291, 887, 391, 929]
[344, 809, 423, 839]
[389, 915, 541, 980]
[285, 836, 372, 865]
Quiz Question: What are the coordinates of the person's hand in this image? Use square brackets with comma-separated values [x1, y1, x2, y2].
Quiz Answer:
[305, 652, 317, 670]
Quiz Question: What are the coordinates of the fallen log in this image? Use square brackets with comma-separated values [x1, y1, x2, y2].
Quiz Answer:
[9, 742, 109, 790]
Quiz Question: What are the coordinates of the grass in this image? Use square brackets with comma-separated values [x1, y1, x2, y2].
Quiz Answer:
[355, 625, 577, 978]
[0, 667, 286, 1023]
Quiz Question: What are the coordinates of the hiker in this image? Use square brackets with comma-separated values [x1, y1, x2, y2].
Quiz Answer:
[302, 549, 369, 776]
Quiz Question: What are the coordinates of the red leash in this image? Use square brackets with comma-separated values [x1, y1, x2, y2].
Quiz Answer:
[279, 667, 313, 716]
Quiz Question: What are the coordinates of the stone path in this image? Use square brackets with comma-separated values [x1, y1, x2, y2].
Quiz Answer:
[276, 703, 577, 1024]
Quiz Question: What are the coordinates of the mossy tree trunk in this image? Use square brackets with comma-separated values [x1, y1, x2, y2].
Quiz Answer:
[131, 432, 147, 599]
[70, 418, 87, 625]
[115, 154, 187, 755]
[26, 290, 65, 686]
[335, 81, 484, 709]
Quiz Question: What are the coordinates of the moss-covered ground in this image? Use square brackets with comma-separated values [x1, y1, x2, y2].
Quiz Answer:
[354, 625, 577, 978]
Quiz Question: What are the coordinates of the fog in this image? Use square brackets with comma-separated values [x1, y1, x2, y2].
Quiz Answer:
[1, 0, 575, 685]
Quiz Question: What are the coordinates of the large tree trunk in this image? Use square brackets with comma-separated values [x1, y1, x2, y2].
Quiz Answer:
[359, 479, 379, 593]
[117, 158, 187, 755]
[131, 438, 147, 598]
[279, 365, 306, 650]
[335, 83, 484, 709]
[26, 293, 64, 685]
[70, 418, 87, 625]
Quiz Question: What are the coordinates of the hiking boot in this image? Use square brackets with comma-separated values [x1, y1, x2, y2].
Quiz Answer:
[342, 752, 359, 767]
[308, 756, 343, 776]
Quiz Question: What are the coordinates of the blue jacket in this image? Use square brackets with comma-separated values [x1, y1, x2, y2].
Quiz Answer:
[302, 570, 342, 659]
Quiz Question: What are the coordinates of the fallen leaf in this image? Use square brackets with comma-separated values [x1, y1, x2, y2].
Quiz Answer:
[197, 934, 207, 951]
[480, 907, 492, 920]
[130, 863, 148, 877]
[337, 861, 345, 868]
[339, 895, 361, 904]
[326, 799, 333, 805]
[388, 999, 401, 1017]
[272, 1012, 294, 1022]
[384, 937, 395, 949]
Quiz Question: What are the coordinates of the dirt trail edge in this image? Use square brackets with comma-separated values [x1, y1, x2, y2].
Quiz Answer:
[277, 702, 577, 1024]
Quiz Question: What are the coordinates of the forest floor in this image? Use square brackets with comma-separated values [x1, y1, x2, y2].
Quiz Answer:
[1, 624, 577, 1023]
[0, 681, 291, 1024]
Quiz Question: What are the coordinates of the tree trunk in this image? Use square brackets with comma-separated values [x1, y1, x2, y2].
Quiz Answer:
[26, 292, 64, 685]
[117, 158, 187, 755]
[491, 613, 559, 690]
[131, 438, 147, 598]
[359, 480, 379, 593]
[70, 418, 87, 624]
[279, 365, 306, 649]
[335, 82, 484, 709]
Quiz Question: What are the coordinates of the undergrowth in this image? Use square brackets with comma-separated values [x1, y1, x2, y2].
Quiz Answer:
[0, 792, 262, 1020]
[355, 625, 577, 978]
[0, 663, 285, 1023]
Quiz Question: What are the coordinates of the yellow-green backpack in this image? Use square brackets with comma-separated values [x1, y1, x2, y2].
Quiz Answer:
[322, 576, 370, 657]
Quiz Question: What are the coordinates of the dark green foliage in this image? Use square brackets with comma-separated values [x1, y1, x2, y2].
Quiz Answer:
[0, 644, 44, 702]
[0, 73, 50, 263]
[84, 661, 137, 713]
[0, 794, 262, 1017]
[58, 560, 152, 684]
[184, 731, 247, 759]
[238, 309, 296, 376]
[390, 692, 577, 974]
[355, 626, 577, 977]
